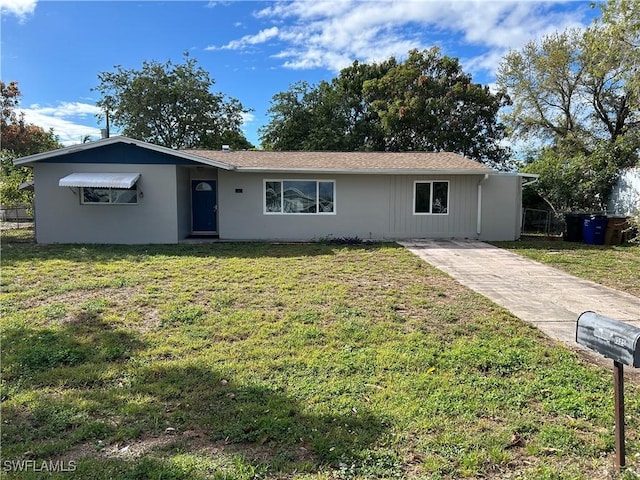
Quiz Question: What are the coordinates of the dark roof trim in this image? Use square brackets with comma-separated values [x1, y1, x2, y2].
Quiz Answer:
[12, 136, 235, 170]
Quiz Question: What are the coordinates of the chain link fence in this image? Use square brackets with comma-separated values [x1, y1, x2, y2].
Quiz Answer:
[1, 204, 35, 243]
[521, 208, 564, 237]
[1, 204, 32, 223]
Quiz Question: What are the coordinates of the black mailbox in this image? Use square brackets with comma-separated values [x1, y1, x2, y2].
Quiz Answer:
[576, 311, 640, 471]
[576, 311, 640, 367]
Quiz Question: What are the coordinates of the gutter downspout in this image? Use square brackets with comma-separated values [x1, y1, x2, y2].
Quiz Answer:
[477, 174, 489, 237]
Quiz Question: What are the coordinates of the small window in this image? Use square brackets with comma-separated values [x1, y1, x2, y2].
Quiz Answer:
[415, 182, 431, 213]
[414, 181, 448, 215]
[265, 181, 282, 212]
[82, 186, 138, 204]
[264, 180, 335, 214]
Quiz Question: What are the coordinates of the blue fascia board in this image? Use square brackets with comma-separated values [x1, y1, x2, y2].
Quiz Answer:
[37, 143, 200, 165]
[13, 136, 234, 169]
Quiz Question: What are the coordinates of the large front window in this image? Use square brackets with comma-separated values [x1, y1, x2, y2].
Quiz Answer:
[414, 181, 449, 214]
[265, 180, 335, 214]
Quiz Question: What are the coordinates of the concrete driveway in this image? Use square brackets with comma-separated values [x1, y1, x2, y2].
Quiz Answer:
[400, 239, 640, 367]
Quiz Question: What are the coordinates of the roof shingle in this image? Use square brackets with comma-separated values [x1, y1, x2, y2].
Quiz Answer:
[182, 150, 493, 173]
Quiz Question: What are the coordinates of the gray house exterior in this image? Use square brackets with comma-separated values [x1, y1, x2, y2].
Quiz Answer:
[14, 136, 531, 244]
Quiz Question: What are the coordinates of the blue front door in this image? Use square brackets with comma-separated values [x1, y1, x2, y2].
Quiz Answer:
[192, 180, 217, 232]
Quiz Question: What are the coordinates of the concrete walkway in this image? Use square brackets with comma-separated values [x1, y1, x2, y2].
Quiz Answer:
[400, 239, 640, 367]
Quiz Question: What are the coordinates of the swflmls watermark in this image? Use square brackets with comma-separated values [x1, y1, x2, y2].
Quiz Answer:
[2, 459, 77, 473]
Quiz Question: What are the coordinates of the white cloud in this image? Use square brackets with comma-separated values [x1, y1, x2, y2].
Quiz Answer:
[18, 102, 103, 146]
[0, 0, 37, 20]
[206, 1, 230, 8]
[241, 111, 255, 125]
[207, 26, 279, 51]
[225, 0, 593, 77]
[28, 102, 102, 118]
[255, 0, 354, 21]
[462, 50, 511, 78]
[19, 102, 257, 146]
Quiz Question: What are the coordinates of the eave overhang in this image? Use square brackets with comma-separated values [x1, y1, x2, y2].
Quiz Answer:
[12, 136, 235, 170]
[234, 167, 494, 175]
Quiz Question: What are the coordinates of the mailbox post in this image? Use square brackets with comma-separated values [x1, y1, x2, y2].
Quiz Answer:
[576, 311, 640, 471]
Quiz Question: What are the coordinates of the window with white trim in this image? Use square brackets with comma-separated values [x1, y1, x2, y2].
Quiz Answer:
[414, 181, 449, 214]
[265, 180, 335, 214]
[81, 186, 138, 204]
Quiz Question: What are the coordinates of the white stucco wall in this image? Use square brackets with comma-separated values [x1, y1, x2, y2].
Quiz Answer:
[608, 167, 640, 215]
[33, 163, 180, 244]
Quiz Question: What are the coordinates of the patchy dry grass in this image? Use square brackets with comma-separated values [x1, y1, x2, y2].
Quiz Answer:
[495, 241, 640, 297]
[0, 223, 34, 244]
[1, 236, 640, 479]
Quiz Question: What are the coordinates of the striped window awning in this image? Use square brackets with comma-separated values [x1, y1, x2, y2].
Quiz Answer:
[59, 173, 141, 189]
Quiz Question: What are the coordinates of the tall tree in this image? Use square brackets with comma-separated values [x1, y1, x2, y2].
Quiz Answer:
[591, 0, 640, 103]
[1, 81, 61, 157]
[261, 49, 509, 167]
[260, 60, 393, 151]
[498, 25, 637, 151]
[1, 81, 61, 206]
[364, 48, 510, 166]
[523, 138, 635, 212]
[497, 30, 587, 149]
[94, 54, 252, 150]
[260, 81, 324, 151]
[328, 59, 393, 151]
[498, 3, 639, 212]
[583, 0, 639, 146]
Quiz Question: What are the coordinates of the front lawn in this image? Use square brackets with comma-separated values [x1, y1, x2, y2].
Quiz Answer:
[1, 238, 639, 479]
[495, 241, 640, 298]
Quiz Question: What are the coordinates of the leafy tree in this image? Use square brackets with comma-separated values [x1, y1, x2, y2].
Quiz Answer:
[497, 30, 587, 148]
[0, 151, 28, 207]
[523, 137, 636, 212]
[325, 59, 393, 151]
[498, 22, 638, 150]
[590, 0, 640, 103]
[260, 60, 393, 151]
[498, 3, 639, 212]
[1, 81, 61, 207]
[94, 54, 252, 150]
[260, 81, 320, 151]
[199, 129, 254, 151]
[364, 48, 510, 166]
[2, 80, 20, 123]
[260, 49, 510, 167]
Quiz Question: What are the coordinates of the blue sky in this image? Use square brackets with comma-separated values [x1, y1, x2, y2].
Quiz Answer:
[1, 0, 599, 148]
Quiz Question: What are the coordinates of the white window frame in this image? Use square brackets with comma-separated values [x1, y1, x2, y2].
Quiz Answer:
[413, 180, 449, 215]
[264, 179, 336, 215]
[80, 186, 139, 205]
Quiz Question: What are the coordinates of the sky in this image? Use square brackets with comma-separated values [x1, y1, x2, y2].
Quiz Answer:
[1, 0, 600, 148]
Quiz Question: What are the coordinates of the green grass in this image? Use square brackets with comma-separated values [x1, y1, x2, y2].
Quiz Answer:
[495, 241, 640, 297]
[2, 236, 640, 479]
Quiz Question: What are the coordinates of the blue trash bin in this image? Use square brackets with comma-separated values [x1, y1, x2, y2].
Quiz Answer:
[583, 216, 608, 245]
